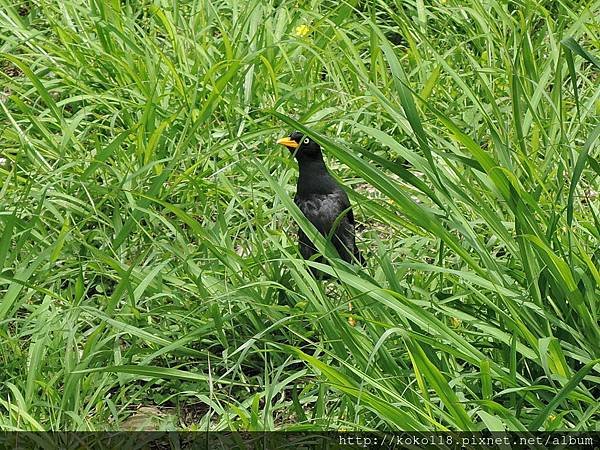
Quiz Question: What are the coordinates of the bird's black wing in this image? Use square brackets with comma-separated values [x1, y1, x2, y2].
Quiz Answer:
[294, 190, 359, 264]
[342, 200, 364, 265]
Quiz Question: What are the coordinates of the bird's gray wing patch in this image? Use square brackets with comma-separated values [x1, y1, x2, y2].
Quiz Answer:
[295, 192, 357, 262]
[295, 192, 347, 234]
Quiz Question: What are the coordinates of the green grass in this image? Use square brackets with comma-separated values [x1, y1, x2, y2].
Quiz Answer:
[0, 0, 599, 431]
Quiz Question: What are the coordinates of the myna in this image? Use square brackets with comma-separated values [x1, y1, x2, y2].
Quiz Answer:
[277, 131, 364, 271]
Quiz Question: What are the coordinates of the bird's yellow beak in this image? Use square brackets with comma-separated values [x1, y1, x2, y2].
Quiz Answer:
[276, 137, 299, 149]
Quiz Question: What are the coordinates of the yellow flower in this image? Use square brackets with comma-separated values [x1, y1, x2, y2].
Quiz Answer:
[450, 317, 462, 328]
[294, 24, 310, 38]
[348, 316, 357, 327]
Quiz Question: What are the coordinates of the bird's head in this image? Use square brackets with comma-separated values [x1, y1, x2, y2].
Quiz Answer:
[276, 131, 322, 160]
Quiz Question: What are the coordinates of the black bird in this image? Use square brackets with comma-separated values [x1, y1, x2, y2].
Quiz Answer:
[277, 131, 364, 272]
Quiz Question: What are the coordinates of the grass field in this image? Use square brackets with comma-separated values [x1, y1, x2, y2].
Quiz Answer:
[1, 0, 599, 431]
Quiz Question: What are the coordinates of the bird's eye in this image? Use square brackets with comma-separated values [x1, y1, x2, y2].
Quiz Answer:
[303, 137, 310, 144]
